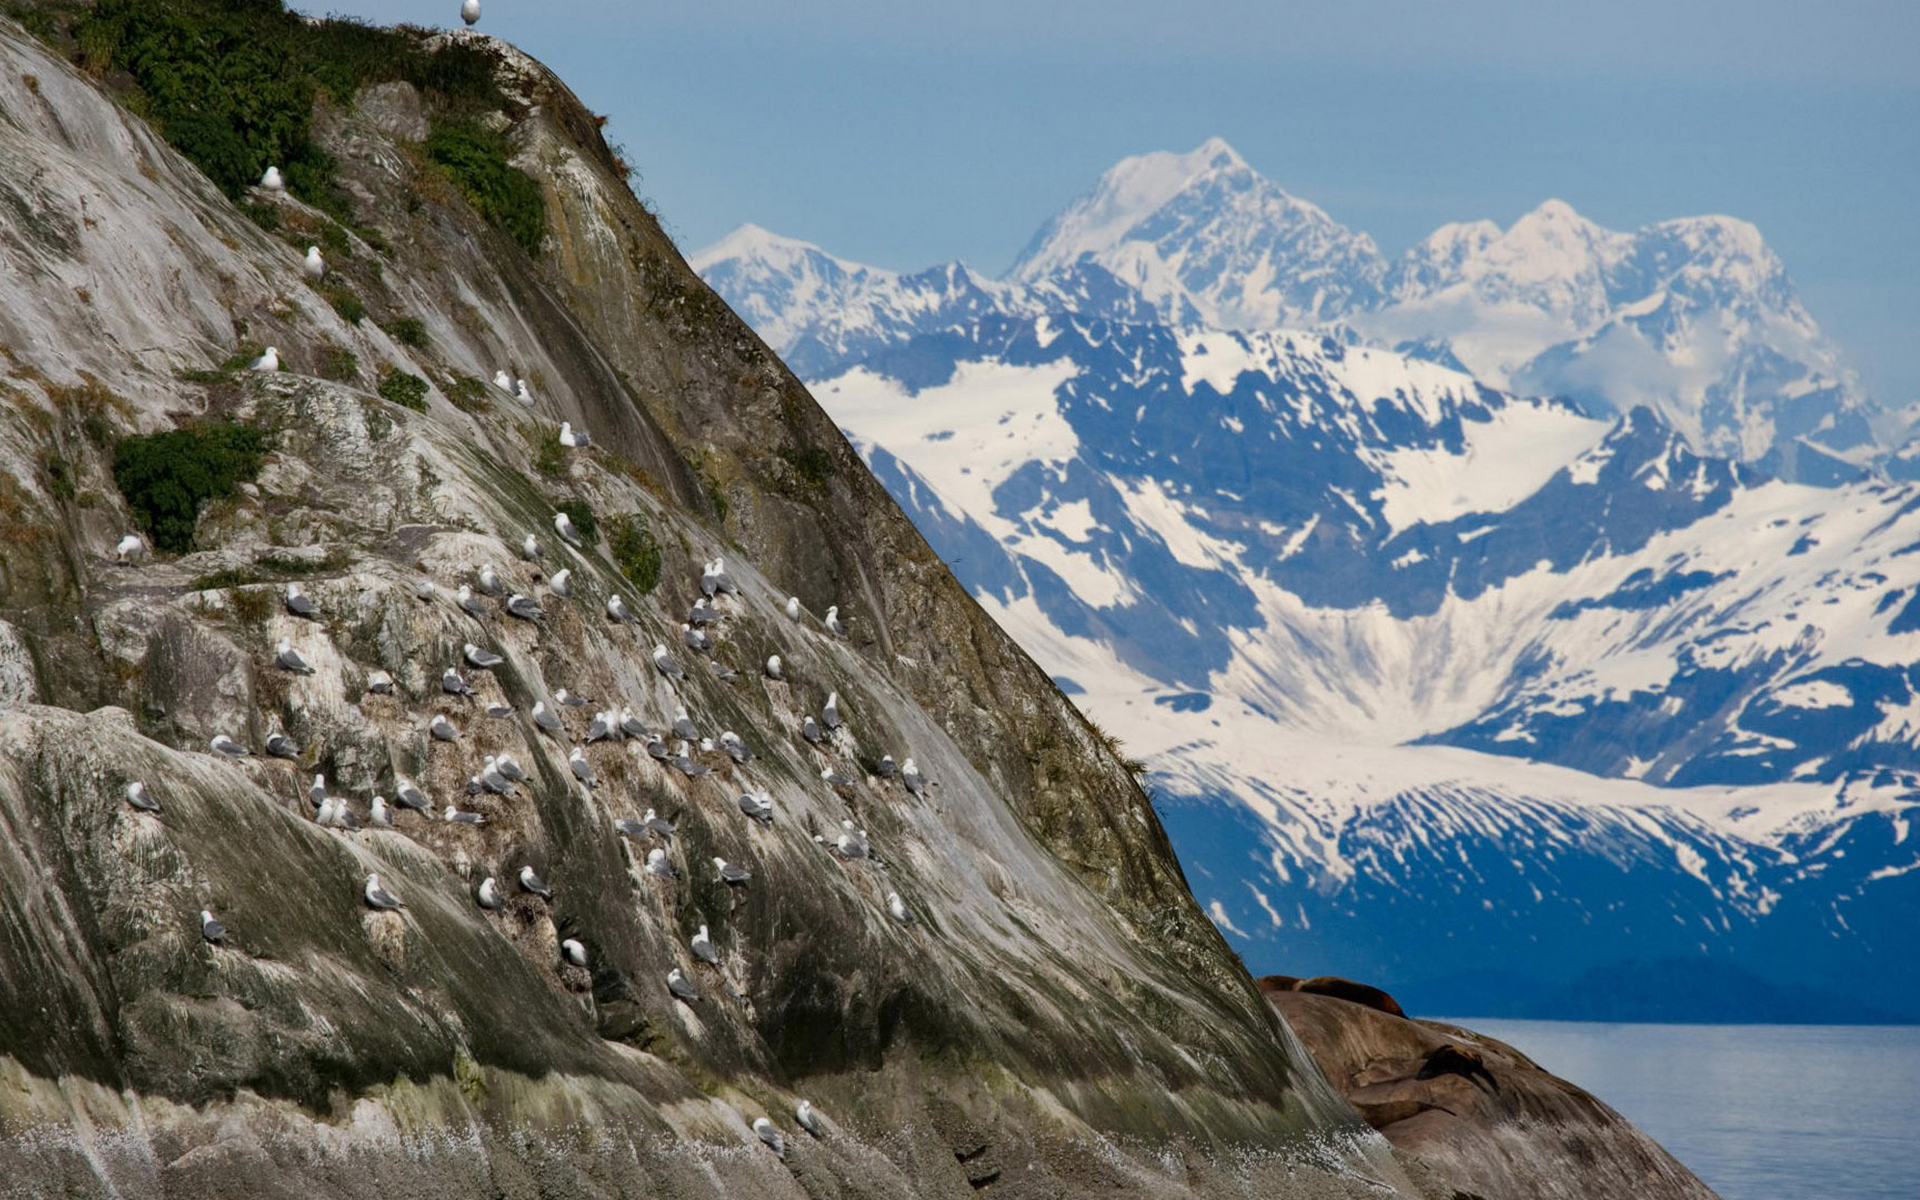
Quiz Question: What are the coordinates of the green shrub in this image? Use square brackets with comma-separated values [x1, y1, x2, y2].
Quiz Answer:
[72, 1, 506, 209]
[606, 513, 661, 594]
[533, 428, 565, 478]
[322, 284, 366, 324]
[382, 316, 428, 349]
[112, 420, 264, 553]
[427, 121, 547, 254]
[318, 345, 359, 382]
[443, 374, 489, 413]
[778, 443, 836, 487]
[556, 497, 597, 547]
[377, 369, 428, 411]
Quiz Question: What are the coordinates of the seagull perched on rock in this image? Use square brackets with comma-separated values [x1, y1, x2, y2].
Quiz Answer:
[265, 732, 300, 759]
[644, 734, 671, 761]
[367, 669, 394, 695]
[515, 379, 534, 406]
[737, 791, 773, 824]
[605, 594, 635, 624]
[444, 804, 486, 825]
[275, 638, 314, 674]
[820, 766, 854, 791]
[836, 823, 869, 860]
[643, 808, 676, 842]
[887, 892, 914, 924]
[671, 705, 699, 741]
[652, 644, 683, 679]
[520, 533, 541, 562]
[518, 865, 552, 899]
[115, 533, 146, 564]
[753, 1117, 785, 1158]
[825, 606, 846, 637]
[414, 578, 438, 603]
[613, 816, 646, 840]
[645, 847, 677, 878]
[532, 701, 563, 735]
[875, 754, 897, 779]
[795, 1101, 823, 1139]
[456, 585, 488, 619]
[561, 938, 589, 968]
[556, 688, 589, 708]
[681, 624, 711, 654]
[484, 702, 516, 719]
[690, 923, 719, 966]
[619, 708, 650, 739]
[707, 558, 739, 596]
[477, 876, 502, 909]
[554, 511, 582, 546]
[370, 795, 393, 827]
[800, 716, 824, 746]
[495, 753, 528, 784]
[478, 756, 514, 795]
[477, 565, 505, 597]
[395, 778, 430, 812]
[687, 600, 721, 627]
[429, 714, 460, 741]
[585, 710, 618, 743]
[671, 741, 710, 778]
[558, 421, 589, 449]
[285, 582, 316, 618]
[463, 642, 504, 669]
[666, 967, 699, 1003]
[364, 873, 403, 910]
[260, 165, 285, 191]
[493, 369, 513, 392]
[822, 692, 843, 731]
[206, 734, 246, 760]
[901, 758, 926, 798]
[548, 568, 572, 598]
[442, 667, 474, 697]
[308, 773, 329, 810]
[200, 910, 227, 944]
[505, 593, 542, 621]
[713, 857, 751, 887]
[718, 730, 753, 764]
[785, 596, 802, 620]
[461, 0, 481, 26]
[302, 245, 325, 282]
[125, 781, 160, 812]
[569, 745, 598, 789]
[251, 345, 280, 372]
[764, 654, 784, 681]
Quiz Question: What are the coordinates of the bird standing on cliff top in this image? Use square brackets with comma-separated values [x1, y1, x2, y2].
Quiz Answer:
[303, 245, 325, 282]
[461, 0, 481, 26]
[115, 533, 145, 564]
[260, 165, 285, 191]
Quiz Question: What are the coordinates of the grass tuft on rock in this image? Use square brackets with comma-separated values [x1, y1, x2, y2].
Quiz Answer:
[377, 368, 428, 411]
[606, 514, 661, 594]
[426, 121, 547, 255]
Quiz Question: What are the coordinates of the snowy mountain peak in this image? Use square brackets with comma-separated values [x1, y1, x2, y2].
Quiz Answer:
[686, 222, 850, 275]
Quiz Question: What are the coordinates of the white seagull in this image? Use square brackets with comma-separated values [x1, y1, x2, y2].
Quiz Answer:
[264, 732, 299, 759]
[429, 714, 460, 741]
[275, 638, 314, 674]
[666, 967, 700, 1002]
[518, 865, 552, 899]
[561, 938, 588, 968]
[370, 795, 393, 827]
[514, 379, 533, 406]
[824, 605, 846, 637]
[364, 873, 403, 910]
[753, 1117, 785, 1158]
[569, 745, 598, 789]
[505, 593, 542, 620]
[558, 421, 589, 448]
[737, 791, 774, 824]
[395, 778, 430, 812]
[200, 910, 228, 944]
[493, 369, 513, 392]
[285, 582, 316, 617]
[606, 594, 635, 624]
[520, 533, 541, 561]
[690, 923, 719, 965]
[785, 596, 802, 620]
[444, 804, 486, 825]
[126, 781, 160, 812]
[477, 876, 502, 909]
[115, 533, 145, 564]
[652, 644, 683, 679]
[901, 758, 926, 798]
[764, 654, 783, 681]
[460, 0, 481, 27]
[887, 892, 914, 923]
[644, 847, 677, 878]
[713, 857, 751, 886]
[367, 669, 394, 694]
[463, 642, 504, 669]
[251, 345, 280, 372]
[456, 584, 488, 618]
[302, 245, 325, 281]
[822, 692, 842, 730]
[549, 568, 572, 598]
[795, 1101, 823, 1139]
[259, 165, 285, 191]
[554, 511, 582, 545]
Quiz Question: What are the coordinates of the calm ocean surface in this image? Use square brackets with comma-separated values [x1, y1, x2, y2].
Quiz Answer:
[1455, 1019, 1920, 1200]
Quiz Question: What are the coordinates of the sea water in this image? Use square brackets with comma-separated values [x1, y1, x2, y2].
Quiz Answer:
[1457, 1019, 1920, 1200]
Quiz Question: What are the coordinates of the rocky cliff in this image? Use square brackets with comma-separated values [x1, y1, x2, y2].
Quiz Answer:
[0, 6, 1447, 1197]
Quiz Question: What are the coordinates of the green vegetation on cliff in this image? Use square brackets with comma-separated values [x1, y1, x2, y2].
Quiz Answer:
[111, 419, 263, 552]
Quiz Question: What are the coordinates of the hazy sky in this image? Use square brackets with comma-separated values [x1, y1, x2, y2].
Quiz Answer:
[323, 1, 1919, 402]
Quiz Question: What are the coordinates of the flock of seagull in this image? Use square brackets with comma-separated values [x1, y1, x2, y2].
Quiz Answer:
[112, 11, 955, 1144]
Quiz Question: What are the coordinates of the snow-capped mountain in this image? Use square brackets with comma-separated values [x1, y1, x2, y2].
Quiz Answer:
[811, 313, 1919, 1018]
[696, 138, 1896, 478]
[694, 143, 1918, 1019]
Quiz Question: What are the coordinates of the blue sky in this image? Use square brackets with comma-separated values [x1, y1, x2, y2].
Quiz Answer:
[324, 1, 1919, 403]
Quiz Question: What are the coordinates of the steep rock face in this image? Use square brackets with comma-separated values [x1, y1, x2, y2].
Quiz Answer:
[0, 13, 1429, 1198]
